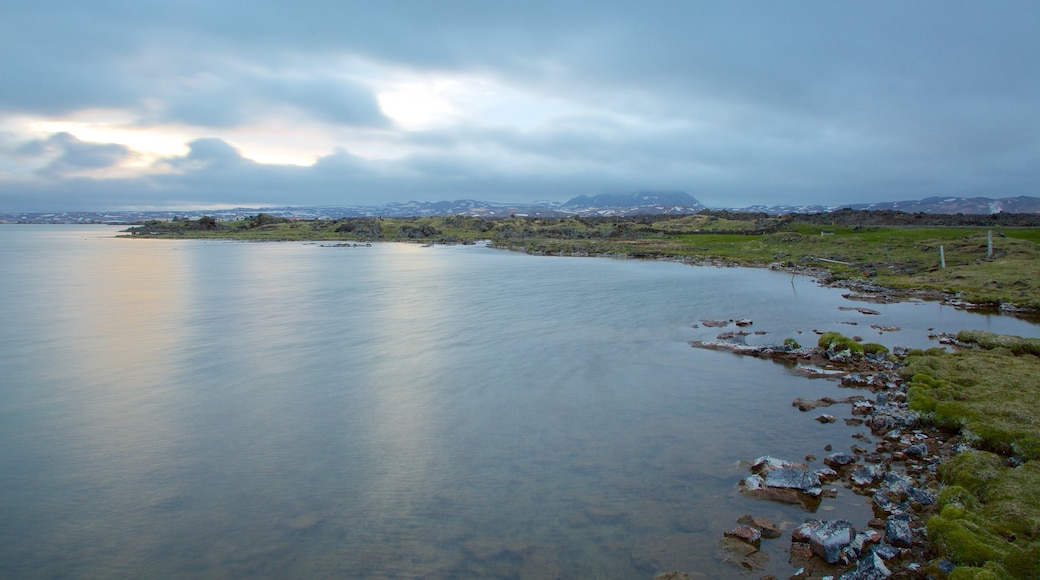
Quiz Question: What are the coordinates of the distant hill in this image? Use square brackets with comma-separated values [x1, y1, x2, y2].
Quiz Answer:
[562, 191, 706, 215]
[3, 194, 1038, 224]
[839, 196, 1040, 215]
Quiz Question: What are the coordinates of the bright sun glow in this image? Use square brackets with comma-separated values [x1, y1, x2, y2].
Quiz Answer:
[27, 119, 191, 159]
[377, 82, 459, 129]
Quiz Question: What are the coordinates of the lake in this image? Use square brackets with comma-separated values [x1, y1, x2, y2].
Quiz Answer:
[1, 225, 1037, 578]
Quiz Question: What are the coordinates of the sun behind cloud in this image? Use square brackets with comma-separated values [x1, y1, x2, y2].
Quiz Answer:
[377, 82, 459, 130]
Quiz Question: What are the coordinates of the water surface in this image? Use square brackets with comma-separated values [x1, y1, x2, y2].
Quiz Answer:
[1, 225, 1037, 577]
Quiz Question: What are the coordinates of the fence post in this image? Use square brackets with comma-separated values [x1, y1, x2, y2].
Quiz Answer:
[988, 230, 993, 258]
[940, 245, 946, 269]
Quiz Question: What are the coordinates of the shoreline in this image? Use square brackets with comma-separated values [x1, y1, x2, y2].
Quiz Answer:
[689, 336, 953, 578]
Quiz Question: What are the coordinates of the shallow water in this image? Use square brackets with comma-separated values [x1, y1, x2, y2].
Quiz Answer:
[1, 225, 1037, 578]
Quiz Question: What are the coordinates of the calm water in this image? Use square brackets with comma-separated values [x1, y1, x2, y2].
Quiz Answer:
[2, 225, 1038, 578]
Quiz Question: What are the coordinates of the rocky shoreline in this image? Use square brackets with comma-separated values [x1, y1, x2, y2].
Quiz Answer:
[680, 326, 961, 579]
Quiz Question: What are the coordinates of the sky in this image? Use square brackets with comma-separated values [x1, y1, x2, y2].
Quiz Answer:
[1, 1, 1037, 211]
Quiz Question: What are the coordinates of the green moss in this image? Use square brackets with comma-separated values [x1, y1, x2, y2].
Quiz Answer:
[783, 337, 801, 349]
[903, 345, 1040, 460]
[862, 342, 889, 355]
[956, 331, 1040, 357]
[928, 451, 1040, 578]
[816, 332, 865, 355]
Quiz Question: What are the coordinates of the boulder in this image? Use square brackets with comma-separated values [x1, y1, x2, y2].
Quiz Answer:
[839, 549, 892, 580]
[764, 468, 822, 495]
[885, 514, 914, 548]
[793, 519, 856, 564]
[851, 464, 885, 486]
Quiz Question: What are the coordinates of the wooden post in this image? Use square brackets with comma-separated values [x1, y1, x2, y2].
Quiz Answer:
[940, 245, 946, 269]
[988, 230, 993, 258]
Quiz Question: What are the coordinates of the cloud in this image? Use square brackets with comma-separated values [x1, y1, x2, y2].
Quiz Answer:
[0, 1, 1038, 211]
[16, 133, 130, 177]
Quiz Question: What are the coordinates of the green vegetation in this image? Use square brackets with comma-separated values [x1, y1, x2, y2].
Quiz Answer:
[903, 333, 1040, 578]
[817, 331, 865, 356]
[124, 212, 1040, 577]
[904, 332, 1040, 459]
[123, 211, 1040, 313]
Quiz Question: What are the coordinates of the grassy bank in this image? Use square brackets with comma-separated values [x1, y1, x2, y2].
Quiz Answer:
[125, 212, 1040, 312]
[903, 333, 1040, 579]
[124, 212, 1040, 577]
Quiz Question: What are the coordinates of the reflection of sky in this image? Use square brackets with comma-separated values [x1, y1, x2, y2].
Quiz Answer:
[48, 235, 190, 451]
[355, 245, 454, 511]
[0, 229, 197, 563]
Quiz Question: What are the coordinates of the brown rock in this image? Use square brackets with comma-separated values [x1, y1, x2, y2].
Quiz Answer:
[736, 515, 782, 539]
[724, 526, 762, 548]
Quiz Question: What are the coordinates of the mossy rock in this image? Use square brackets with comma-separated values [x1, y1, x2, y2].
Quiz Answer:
[816, 332, 864, 355]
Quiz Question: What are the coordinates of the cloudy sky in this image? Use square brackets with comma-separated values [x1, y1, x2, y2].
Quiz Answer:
[1, 1, 1037, 211]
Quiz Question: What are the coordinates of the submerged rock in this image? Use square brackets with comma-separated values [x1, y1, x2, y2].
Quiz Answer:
[724, 525, 762, 548]
[736, 515, 781, 539]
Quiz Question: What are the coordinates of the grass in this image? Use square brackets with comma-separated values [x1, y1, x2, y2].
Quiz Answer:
[124, 213, 1040, 577]
[124, 215, 1040, 311]
[903, 333, 1040, 578]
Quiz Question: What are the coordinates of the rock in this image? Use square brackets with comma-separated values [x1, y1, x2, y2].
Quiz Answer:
[866, 403, 919, 432]
[750, 455, 808, 474]
[792, 397, 836, 412]
[872, 544, 901, 560]
[905, 443, 928, 459]
[700, 319, 729, 327]
[907, 486, 936, 506]
[736, 515, 781, 539]
[724, 525, 762, 548]
[788, 542, 813, 564]
[851, 464, 885, 486]
[847, 530, 882, 558]
[839, 549, 892, 580]
[655, 572, 704, 580]
[852, 400, 874, 415]
[793, 519, 856, 564]
[815, 467, 839, 482]
[735, 318, 753, 326]
[824, 452, 857, 468]
[714, 536, 771, 571]
[816, 414, 837, 423]
[885, 514, 914, 548]
[739, 474, 822, 510]
[880, 472, 914, 498]
[871, 490, 903, 515]
[764, 468, 822, 495]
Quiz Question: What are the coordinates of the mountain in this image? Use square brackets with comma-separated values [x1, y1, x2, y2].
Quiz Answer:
[838, 196, 1040, 215]
[3, 194, 1038, 224]
[562, 191, 706, 216]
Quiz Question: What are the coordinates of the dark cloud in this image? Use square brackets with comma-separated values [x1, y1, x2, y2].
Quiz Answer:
[16, 133, 130, 177]
[0, 1, 1038, 210]
[154, 71, 390, 128]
